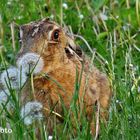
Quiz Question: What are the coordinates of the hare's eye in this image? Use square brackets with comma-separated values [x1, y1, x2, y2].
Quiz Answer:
[52, 29, 59, 41]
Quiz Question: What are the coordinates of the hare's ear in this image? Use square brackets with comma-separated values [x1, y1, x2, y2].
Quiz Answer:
[42, 17, 51, 23]
[19, 26, 24, 40]
[19, 25, 31, 41]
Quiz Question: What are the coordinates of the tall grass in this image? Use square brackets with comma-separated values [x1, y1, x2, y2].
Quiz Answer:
[0, 0, 140, 140]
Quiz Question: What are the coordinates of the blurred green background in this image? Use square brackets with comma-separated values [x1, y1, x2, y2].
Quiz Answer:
[0, 0, 140, 139]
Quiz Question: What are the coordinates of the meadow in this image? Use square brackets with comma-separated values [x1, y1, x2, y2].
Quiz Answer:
[0, 0, 140, 140]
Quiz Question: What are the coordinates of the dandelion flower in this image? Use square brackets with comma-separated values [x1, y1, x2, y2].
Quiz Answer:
[20, 101, 43, 125]
[17, 52, 44, 75]
[0, 67, 27, 89]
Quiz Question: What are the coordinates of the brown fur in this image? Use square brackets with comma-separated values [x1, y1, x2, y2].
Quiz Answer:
[17, 18, 112, 135]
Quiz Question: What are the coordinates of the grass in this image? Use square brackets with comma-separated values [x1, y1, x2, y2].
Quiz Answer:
[0, 0, 140, 140]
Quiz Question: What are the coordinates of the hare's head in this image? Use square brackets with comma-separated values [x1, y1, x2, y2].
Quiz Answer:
[17, 18, 82, 65]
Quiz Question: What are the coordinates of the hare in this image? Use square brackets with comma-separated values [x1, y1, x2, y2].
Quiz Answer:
[17, 18, 112, 135]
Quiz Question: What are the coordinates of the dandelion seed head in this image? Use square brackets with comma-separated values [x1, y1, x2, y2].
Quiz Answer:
[0, 89, 12, 110]
[20, 101, 43, 125]
[99, 13, 108, 21]
[17, 53, 44, 75]
[79, 14, 84, 19]
[7, 1, 12, 5]
[48, 135, 53, 140]
[62, 3, 68, 9]
[0, 67, 27, 89]
[24, 117, 32, 125]
[0, 89, 9, 105]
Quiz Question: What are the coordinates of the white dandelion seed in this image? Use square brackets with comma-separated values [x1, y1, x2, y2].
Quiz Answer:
[62, 3, 68, 9]
[17, 52, 44, 75]
[0, 67, 27, 89]
[48, 135, 53, 140]
[79, 14, 84, 19]
[99, 13, 108, 21]
[20, 101, 43, 125]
